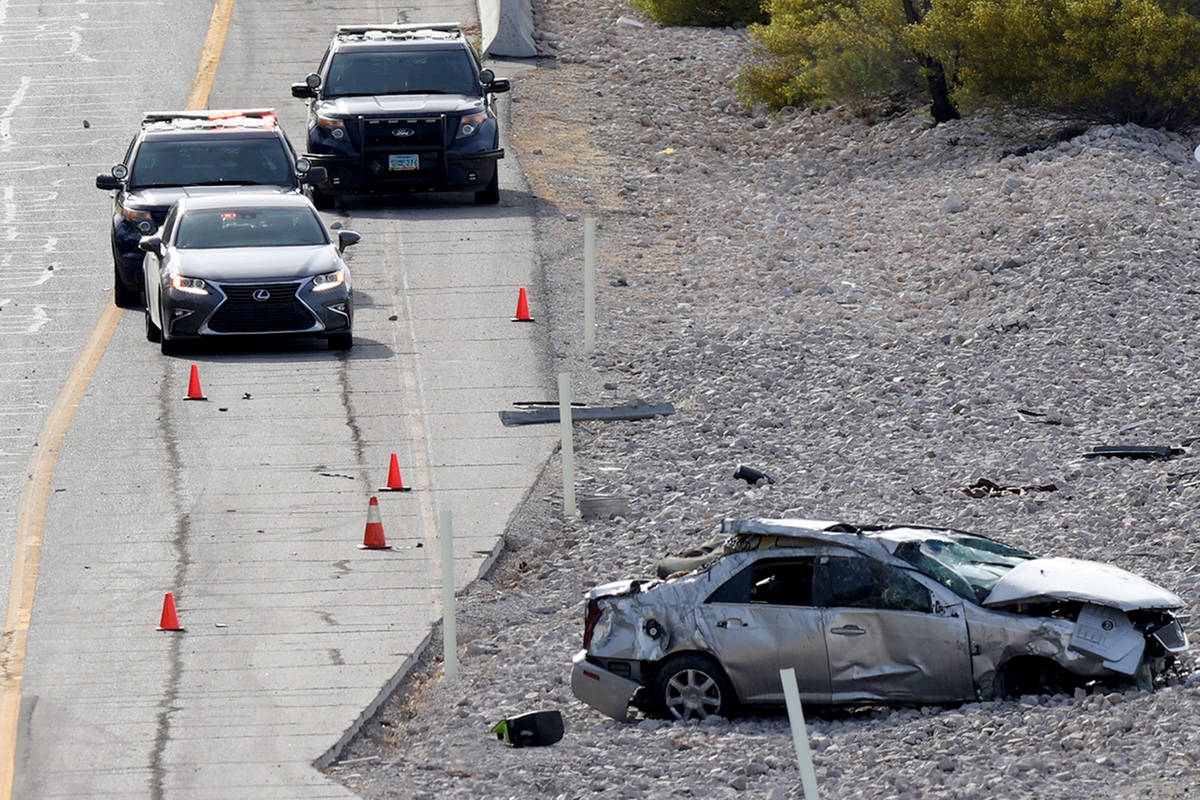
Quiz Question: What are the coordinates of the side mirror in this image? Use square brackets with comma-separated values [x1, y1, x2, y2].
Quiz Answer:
[138, 235, 163, 255]
[480, 68, 495, 84]
[291, 82, 315, 99]
[301, 166, 328, 184]
[337, 231, 360, 251]
[489, 78, 511, 94]
[96, 174, 122, 190]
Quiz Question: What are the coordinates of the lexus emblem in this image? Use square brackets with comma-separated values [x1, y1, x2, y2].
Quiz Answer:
[391, 128, 414, 137]
[252, 289, 271, 302]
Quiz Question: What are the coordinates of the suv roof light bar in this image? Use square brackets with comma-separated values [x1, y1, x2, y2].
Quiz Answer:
[141, 108, 277, 124]
[335, 22, 461, 35]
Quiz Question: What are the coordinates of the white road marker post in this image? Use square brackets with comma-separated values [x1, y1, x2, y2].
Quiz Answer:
[780, 667, 820, 800]
[558, 372, 576, 517]
[440, 508, 458, 682]
[583, 217, 596, 353]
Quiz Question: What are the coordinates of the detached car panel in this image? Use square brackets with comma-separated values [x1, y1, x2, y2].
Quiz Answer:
[571, 519, 1189, 721]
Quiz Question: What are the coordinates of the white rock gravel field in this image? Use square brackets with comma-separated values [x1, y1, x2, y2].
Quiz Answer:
[329, 2, 1200, 797]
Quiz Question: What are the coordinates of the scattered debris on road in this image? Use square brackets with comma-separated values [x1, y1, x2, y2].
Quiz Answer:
[733, 464, 776, 485]
[499, 403, 674, 426]
[954, 477, 1057, 498]
[1085, 445, 1183, 460]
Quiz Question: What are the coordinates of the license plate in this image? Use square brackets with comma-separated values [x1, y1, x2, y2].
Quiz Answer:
[388, 154, 419, 171]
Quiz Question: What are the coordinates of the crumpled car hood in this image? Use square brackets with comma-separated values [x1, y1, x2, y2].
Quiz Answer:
[983, 557, 1182, 611]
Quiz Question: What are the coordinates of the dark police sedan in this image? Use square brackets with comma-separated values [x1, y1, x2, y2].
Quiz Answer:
[139, 194, 358, 355]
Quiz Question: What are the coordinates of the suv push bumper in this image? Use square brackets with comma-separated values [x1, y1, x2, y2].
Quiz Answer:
[305, 149, 502, 195]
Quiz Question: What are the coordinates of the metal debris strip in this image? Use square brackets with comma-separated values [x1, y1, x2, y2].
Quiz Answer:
[954, 477, 1057, 498]
[1085, 445, 1183, 460]
[499, 403, 674, 426]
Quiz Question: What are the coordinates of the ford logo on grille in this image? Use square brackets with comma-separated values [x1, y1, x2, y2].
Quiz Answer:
[252, 289, 271, 302]
[391, 128, 414, 137]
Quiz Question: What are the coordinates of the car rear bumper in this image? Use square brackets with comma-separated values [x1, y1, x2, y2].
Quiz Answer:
[570, 650, 638, 722]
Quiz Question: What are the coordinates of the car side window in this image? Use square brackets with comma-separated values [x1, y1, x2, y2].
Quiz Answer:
[706, 558, 814, 606]
[813, 556, 932, 613]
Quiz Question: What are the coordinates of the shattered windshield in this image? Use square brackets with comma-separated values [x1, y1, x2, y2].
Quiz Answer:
[893, 535, 1035, 604]
[324, 50, 478, 97]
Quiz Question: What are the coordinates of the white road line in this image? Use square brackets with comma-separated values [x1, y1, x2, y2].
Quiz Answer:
[0, 76, 30, 154]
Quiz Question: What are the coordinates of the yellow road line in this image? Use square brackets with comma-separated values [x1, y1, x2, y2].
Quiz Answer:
[0, 2, 235, 795]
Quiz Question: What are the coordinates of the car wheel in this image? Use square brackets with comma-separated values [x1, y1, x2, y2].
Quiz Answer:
[653, 654, 736, 721]
[327, 332, 353, 350]
[474, 168, 499, 205]
[114, 263, 141, 309]
[144, 306, 161, 342]
[310, 185, 336, 211]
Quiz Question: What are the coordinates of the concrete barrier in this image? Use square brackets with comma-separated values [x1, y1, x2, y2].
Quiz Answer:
[478, 0, 536, 57]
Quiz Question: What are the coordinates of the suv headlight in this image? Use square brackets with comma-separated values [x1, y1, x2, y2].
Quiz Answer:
[311, 111, 347, 140]
[118, 200, 155, 234]
[312, 269, 345, 292]
[456, 111, 487, 139]
[170, 276, 209, 295]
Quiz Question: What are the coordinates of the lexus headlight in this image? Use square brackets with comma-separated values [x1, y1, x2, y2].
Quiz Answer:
[456, 111, 487, 139]
[312, 269, 345, 292]
[311, 111, 347, 140]
[170, 276, 209, 295]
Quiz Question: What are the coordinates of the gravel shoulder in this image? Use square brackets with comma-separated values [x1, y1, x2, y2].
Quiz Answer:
[329, 2, 1200, 798]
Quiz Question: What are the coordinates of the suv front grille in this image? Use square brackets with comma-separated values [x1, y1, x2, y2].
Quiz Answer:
[210, 281, 313, 333]
[362, 117, 446, 149]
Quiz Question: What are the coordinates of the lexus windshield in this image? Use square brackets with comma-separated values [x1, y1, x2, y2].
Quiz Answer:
[175, 208, 329, 249]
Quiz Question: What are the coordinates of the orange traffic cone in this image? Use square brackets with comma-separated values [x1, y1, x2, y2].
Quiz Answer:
[359, 496, 391, 550]
[379, 453, 412, 492]
[158, 592, 184, 631]
[184, 364, 206, 401]
[512, 287, 534, 322]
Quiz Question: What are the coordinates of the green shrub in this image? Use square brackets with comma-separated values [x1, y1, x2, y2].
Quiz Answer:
[633, 0, 768, 27]
[915, 0, 1200, 128]
[740, 0, 1200, 129]
[736, 0, 925, 113]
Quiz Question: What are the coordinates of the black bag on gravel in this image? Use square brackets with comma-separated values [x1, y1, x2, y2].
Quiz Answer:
[491, 710, 564, 747]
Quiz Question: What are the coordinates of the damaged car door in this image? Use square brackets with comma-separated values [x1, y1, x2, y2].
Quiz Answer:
[815, 555, 974, 703]
[695, 556, 831, 704]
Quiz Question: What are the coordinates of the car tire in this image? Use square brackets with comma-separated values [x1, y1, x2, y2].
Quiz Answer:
[653, 654, 736, 721]
[114, 263, 141, 309]
[145, 307, 161, 343]
[474, 168, 499, 205]
[327, 332, 353, 350]
[310, 185, 336, 211]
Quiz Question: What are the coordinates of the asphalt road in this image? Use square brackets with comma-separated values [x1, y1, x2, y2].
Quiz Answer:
[1, 1, 553, 797]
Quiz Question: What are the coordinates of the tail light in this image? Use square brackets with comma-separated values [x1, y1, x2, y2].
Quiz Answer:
[582, 599, 602, 650]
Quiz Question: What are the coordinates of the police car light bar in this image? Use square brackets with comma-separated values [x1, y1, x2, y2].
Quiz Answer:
[141, 109, 277, 124]
[335, 22, 461, 35]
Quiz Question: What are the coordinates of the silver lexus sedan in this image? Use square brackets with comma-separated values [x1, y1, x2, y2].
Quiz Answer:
[139, 193, 358, 354]
[571, 518, 1189, 721]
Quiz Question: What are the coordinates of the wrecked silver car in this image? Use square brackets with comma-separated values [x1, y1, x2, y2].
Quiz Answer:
[570, 519, 1189, 721]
